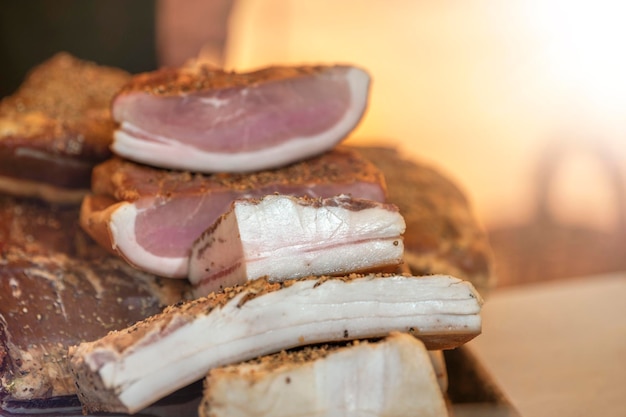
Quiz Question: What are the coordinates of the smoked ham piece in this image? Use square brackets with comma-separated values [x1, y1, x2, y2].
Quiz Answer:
[200, 333, 448, 417]
[0, 53, 130, 204]
[80, 147, 387, 278]
[111, 63, 370, 173]
[0, 196, 189, 408]
[189, 194, 405, 296]
[68, 274, 483, 414]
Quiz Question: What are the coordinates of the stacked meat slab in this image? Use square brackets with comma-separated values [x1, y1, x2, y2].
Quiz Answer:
[79, 64, 386, 279]
[1, 55, 488, 417]
[0, 54, 194, 416]
[72, 60, 484, 417]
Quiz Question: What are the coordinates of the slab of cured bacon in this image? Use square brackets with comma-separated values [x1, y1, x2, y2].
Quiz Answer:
[111, 63, 370, 173]
[68, 274, 483, 414]
[80, 147, 387, 278]
[199, 332, 449, 417]
[189, 194, 406, 296]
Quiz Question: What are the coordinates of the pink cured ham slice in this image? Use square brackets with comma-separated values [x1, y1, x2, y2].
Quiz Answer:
[111, 64, 370, 173]
[189, 194, 406, 297]
[80, 148, 387, 278]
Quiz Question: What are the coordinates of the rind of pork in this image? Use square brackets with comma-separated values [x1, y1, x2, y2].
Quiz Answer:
[0, 52, 130, 203]
[111, 64, 370, 173]
[200, 332, 448, 417]
[68, 274, 482, 414]
[80, 147, 387, 278]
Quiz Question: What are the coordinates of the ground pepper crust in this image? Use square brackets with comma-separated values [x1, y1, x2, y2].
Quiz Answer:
[248, 194, 395, 212]
[116, 64, 332, 97]
[302, 194, 399, 212]
[1, 52, 129, 119]
[91, 147, 386, 202]
[214, 339, 375, 378]
[0, 52, 130, 161]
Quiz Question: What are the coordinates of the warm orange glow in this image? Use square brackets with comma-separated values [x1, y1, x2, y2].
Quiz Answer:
[224, 1, 626, 230]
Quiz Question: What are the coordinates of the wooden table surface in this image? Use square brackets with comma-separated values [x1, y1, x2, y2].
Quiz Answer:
[467, 272, 626, 417]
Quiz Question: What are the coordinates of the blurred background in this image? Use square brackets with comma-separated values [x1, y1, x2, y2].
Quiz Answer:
[2, 0, 625, 286]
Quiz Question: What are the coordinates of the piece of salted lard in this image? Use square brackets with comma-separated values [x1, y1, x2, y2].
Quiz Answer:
[111, 64, 370, 173]
[80, 147, 386, 278]
[200, 332, 448, 417]
[189, 194, 405, 296]
[68, 274, 482, 414]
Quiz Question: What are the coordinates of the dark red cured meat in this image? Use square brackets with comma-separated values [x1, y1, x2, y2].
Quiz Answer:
[0, 195, 189, 406]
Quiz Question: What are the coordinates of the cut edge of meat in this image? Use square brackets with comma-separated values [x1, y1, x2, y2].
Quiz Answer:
[109, 202, 190, 278]
[189, 194, 407, 295]
[80, 196, 189, 278]
[111, 67, 370, 173]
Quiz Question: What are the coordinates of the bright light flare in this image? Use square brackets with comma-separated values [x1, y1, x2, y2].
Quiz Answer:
[530, 0, 626, 113]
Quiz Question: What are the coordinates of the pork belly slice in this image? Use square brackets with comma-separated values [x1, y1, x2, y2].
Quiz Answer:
[68, 274, 482, 414]
[111, 64, 370, 173]
[200, 332, 448, 417]
[80, 147, 387, 278]
[189, 194, 405, 296]
[0, 52, 130, 204]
